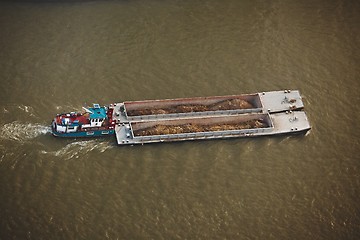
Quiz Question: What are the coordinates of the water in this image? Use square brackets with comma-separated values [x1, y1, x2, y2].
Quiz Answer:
[1, 0, 359, 239]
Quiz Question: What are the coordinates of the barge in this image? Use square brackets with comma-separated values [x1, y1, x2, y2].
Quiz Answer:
[114, 111, 310, 145]
[51, 90, 311, 144]
[112, 90, 305, 122]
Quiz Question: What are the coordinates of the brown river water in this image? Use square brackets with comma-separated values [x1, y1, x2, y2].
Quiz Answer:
[0, 0, 359, 239]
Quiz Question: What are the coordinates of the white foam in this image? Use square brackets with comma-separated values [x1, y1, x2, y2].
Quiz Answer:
[17, 105, 33, 113]
[41, 140, 113, 160]
[0, 122, 51, 142]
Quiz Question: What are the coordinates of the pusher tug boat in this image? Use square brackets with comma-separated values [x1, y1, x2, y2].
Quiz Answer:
[51, 104, 116, 137]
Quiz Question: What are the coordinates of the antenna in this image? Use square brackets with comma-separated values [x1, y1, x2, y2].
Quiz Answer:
[82, 107, 93, 114]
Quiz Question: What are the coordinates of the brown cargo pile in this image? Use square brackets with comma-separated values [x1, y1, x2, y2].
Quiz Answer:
[133, 119, 266, 136]
[127, 98, 254, 116]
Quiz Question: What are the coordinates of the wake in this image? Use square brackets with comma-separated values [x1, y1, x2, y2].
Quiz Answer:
[0, 121, 113, 160]
[40, 140, 113, 160]
[0, 121, 51, 142]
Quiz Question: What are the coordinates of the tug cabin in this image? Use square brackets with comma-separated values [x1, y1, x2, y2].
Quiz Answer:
[81, 104, 107, 129]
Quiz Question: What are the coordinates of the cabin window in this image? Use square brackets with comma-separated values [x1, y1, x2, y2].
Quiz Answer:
[68, 126, 74, 130]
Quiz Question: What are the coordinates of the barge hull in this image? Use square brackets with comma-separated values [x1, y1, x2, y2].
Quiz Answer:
[115, 111, 310, 145]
